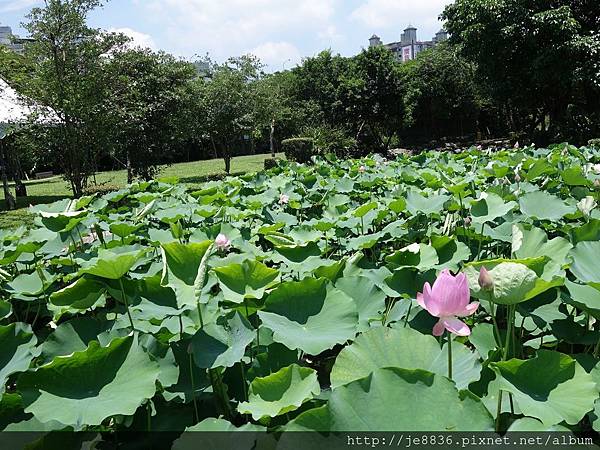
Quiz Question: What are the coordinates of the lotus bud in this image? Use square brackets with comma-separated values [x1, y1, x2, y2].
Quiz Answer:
[478, 267, 494, 291]
[359, 165, 366, 173]
[515, 173, 522, 183]
[577, 196, 597, 217]
[464, 216, 472, 227]
[594, 179, 600, 190]
[279, 193, 289, 205]
[215, 233, 231, 252]
[514, 141, 520, 149]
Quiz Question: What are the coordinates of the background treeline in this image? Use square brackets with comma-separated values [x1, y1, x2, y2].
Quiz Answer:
[0, 0, 599, 197]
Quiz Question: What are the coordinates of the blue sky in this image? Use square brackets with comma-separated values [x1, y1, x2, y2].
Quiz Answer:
[1, 0, 452, 69]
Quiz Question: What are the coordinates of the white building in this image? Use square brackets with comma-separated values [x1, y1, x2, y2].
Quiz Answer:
[0, 25, 30, 55]
[369, 25, 448, 62]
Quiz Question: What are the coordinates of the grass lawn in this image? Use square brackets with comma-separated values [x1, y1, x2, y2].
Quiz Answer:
[0, 153, 283, 229]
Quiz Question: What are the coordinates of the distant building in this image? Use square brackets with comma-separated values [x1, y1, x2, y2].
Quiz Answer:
[368, 25, 448, 62]
[0, 25, 32, 55]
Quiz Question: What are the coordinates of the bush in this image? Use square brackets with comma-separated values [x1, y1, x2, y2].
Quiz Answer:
[83, 183, 120, 197]
[282, 138, 315, 163]
[264, 158, 282, 170]
[299, 125, 358, 158]
[588, 138, 600, 149]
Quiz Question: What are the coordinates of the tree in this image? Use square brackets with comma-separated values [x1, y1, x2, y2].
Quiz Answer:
[251, 70, 304, 157]
[442, 0, 600, 143]
[400, 44, 483, 141]
[104, 48, 197, 182]
[23, 0, 126, 196]
[194, 56, 263, 173]
[342, 46, 405, 152]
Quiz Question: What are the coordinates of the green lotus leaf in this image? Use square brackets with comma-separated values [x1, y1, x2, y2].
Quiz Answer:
[519, 191, 576, 220]
[109, 222, 143, 238]
[565, 280, 600, 319]
[0, 393, 65, 432]
[191, 311, 255, 369]
[305, 368, 493, 431]
[0, 300, 11, 319]
[18, 335, 159, 428]
[561, 166, 589, 186]
[330, 327, 481, 390]
[163, 339, 210, 403]
[430, 235, 471, 271]
[471, 193, 517, 224]
[182, 417, 266, 432]
[351, 201, 378, 218]
[38, 318, 114, 365]
[512, 224, 571, 276]
[5, 270, 54, 297]
[160, 240, 213, 307]
[79, 245, 145, 280]
[238, 364, 320, 420]
[386, 243, 439, 271]
[173, 418, 268, 450]
[569, 241, 600, 283]
[40, 209, 87, 232]
[488, 351, 598, 426]
[271, 241, 321, 264]
[259, 278, 358, 355]
[335, 276, 385, 332]
[247, 343, 299, 381]
[213, 260, 279, 304]
[49, 277, 106, 309]
[0, 323, 38, 395]
[508, 417, 570, 432]
[406, 191, 450, 216]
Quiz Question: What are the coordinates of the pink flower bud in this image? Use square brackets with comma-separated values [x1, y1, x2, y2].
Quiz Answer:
[279, 193, 289, 205]
[215, 233, 231, 252]
[478, 267, 494, 291]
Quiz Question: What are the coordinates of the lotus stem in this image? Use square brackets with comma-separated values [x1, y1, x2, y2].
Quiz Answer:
[189, 351, 200, 423]
[119, 278, 136, 332]
[240, 362, 248, 402]
[447, 331, 453, 380]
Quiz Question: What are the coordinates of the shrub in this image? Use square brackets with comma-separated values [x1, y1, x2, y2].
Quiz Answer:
[83, 183, 121, 196]
[300, 125, 358, 158]
[282, 138, 315, 164]
[588, 138, 600, 149]
[264, 158, 282, 170]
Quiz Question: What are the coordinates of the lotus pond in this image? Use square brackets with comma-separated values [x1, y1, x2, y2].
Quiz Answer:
[2, 144, 600, 444]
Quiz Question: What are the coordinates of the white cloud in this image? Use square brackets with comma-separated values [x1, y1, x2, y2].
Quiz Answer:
[351, 0, 452, 31]
[109, 27, 157, 50]
[248, 41, 301, 70]
[135, 0, 339, 60]
[0, 0, 39, 13]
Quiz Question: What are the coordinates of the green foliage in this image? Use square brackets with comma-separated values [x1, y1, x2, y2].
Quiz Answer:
[281, 138, 315, 163]
[1, 144, 600, 441]
[443, 0, 600, 143]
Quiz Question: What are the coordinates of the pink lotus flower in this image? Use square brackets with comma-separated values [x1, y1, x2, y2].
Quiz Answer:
[417, 269, 479, 337]
[358, 165, 366, 173]
[215, 233, 231, 251]
[279, 193, 289, 205]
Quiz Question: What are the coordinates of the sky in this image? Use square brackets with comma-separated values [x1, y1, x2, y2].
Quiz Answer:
[0, 0, 453, 70]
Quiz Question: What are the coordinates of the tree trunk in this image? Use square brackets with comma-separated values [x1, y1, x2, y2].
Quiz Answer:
[126, 149, 133, 184]
[223, 141, 231, 174]
[10, 146, 27, 197]
[270, 118, 276, 158]
[210, 136, 219, 159]
[0, 141, 16, 210]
